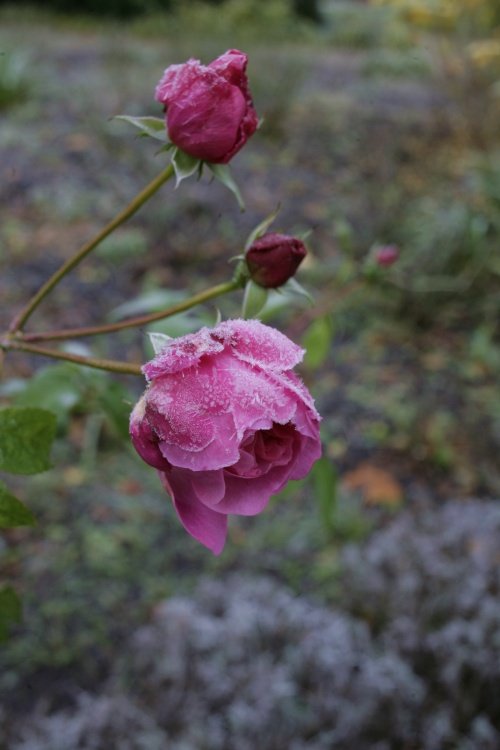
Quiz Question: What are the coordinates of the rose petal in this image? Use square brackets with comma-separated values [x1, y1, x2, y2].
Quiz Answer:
[287, 434, 323, 480]
[160, 470, 227, 555]
[219, 462, 296, 515]
[189, 469, 226, 507]
[155, 58, 201, 105]
[167, 79, 246, 163]
[143, 327, 224, 380]
[214, 319, 305, 372]
[129, 397, 170, 470]
[146, 367, 241, 470]
[209, 49, 248, 87]
[158, 413, 240, 471]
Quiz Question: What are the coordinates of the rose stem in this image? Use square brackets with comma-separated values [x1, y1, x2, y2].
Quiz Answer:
[15, 280, 241, 343]
[5, 340, 143, 376]
[9, 163, 175, 334]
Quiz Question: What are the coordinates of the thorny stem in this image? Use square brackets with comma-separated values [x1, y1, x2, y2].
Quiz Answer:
[8, 163, 175, 334]
[5, 340, 143, 376]
[16, 280, 241, 343]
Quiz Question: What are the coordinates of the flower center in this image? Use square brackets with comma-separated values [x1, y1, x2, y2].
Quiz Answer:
[228, 422, 296, 478]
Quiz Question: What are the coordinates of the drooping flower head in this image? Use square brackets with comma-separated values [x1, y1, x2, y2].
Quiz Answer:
[130, 320, 321, 554]
[155, 49, 258, 164]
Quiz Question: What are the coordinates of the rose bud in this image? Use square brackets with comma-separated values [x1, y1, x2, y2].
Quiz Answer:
[130, 320, 322, 555]
[246, 233, 307, 288]
[374, 245, 400, 267]
[155, 49, 258, 164]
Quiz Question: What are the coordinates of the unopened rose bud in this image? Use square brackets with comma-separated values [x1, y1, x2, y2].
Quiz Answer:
[155, 49, 258, 164]
[246, 233, 307, 288]
[375, 245, 400, 267]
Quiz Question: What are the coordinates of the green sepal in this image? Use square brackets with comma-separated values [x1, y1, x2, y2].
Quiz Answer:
[0, 587, 22, 642]
[155, 143, 175, 156]
[242, 280, 269, 319]
[147, 332, 173, 356]
[0, 407, 57, 475]
[208, 163, 245, 211]
[244, 205, 281, 250]
[0, 482, 36, 528]
[280, 277, 314, 306]
[171, 148, 202, 187]
[114, 115, 170, 143]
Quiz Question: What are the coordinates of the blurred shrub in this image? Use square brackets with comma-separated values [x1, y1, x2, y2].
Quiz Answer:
[373, 0, 500, 34]
[323, 1, 411, 49]
[376, 154, 500, 328]
[10, 577, 424, 749]
[131, 0, 313, 44]
[6, 695, 169, 750]
[339, 499, 500, 746]
[6, 498, 500, 749]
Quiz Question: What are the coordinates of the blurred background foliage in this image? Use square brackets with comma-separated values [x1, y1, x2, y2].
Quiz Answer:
[1, 0, 500, 746]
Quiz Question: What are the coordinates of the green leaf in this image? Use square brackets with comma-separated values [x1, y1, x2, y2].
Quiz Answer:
[114, 115, 169, 143]
[0, 482, 35, 528]
[313, 456, 337, 536]
[15, 364, 82, 424]
[208, 163, 245, 210]
[171, 148, 202, 187]
[0, 586, 22, 641]
[244, 206, 281, 250]
[302, 316, 334, 369]
[242, 280, 269, 319]
[0, 407, 57, 475]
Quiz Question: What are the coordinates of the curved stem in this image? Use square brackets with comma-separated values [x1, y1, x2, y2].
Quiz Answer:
[9, 163, 175, 334]
[6, 340, 142, 376]
[17, 280, 241, 343]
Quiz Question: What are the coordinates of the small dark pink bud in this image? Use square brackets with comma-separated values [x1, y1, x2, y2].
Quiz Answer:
[375, 245, 400, 267]
[246, 233, 307, 288]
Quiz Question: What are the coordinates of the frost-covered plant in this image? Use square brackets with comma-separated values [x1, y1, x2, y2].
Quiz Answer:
[8, 577, 422, 750]
[339, 499, 500, 746]
[8, 500, 500, 750]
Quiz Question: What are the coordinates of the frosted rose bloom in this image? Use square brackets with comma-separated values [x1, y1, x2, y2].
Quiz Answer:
[130, 320, 321, 554]
[155, 49, 258, 164]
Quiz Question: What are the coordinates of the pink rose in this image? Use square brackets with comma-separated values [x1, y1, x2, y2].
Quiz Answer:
[155, 49, 258, 164]
[130, 320, 321, 554]
[246, 232, 307, 288]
